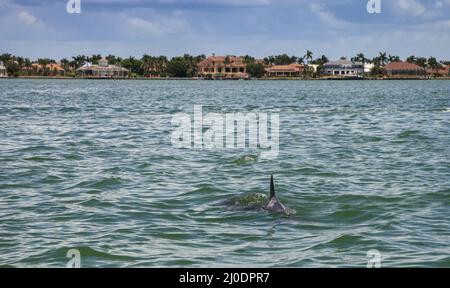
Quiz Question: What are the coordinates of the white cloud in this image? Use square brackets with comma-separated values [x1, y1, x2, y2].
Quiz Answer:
[309, 3, 350, 28]
[123, 12, 190, 37]
[395, 0, 427, 16]
[17, 10, 46, 28]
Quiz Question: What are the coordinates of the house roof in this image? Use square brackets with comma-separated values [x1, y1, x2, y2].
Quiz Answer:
[385, 61, 425, 71]
[197, 55, 246, 67]
[426, 65, 449, 75]
[32, 63, 65, 71]
[324, 60, 363, 66]
[77, 64, 129, 72]
[266, 63, 304, 72]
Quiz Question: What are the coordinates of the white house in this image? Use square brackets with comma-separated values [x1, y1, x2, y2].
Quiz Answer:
[323, 60, 364, 77]
[364, 63, 374, 74]
[76, 57, 129, 78]
[0, 61, 7, 78]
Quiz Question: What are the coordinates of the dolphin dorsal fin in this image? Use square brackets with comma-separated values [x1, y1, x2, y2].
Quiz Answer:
[270, 174, 275, 199]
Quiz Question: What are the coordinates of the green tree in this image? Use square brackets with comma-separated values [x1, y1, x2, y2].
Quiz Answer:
[388, 54, 400, 63]
[72, 55, 87, 69]
[105, 55, 118, 65]
[166, 57, 190, 77]
[120, 57, 143, 76]
[415, 57, 427, 68]
[89, 54, 102, 65]
[247, 62, 265, 78]
[378, 52, 388, 66]
[406, 56, 417, 63]
[304, 50, 313, 64]
[37, 58, 52, 76]
[427, 57, 441, 76]
[263, 54, 296, 66]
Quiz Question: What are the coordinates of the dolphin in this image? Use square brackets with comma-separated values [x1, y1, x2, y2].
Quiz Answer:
[264, 175, 290, 214]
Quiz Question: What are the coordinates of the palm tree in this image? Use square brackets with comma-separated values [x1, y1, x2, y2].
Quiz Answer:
[60, 58, 70, 70]
[106, 54, 117, 65]
[304, 50, 313, 64]
[352, 53, 368, 65]
[388, 55, 400, 63]
[23, 58, 32, 76]
[427, 57, 440, 75]
[0, 53, 13, 65]
[378, 52, 388, 66]
[416, 57, 427, 68]
[72, 55, 87, 69]
[406, 56, 417, 64]
[90, 54, 102, 65]
[37, 58, 51, 76]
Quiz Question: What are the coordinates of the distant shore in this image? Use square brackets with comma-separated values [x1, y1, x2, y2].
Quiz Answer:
[2, 76, 450, 81]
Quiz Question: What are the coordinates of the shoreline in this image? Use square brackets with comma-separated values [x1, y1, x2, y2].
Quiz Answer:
[1, 76, 450, 81]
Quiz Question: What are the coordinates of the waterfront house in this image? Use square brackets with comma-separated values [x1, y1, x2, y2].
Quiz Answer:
[265, 63, 304, 77]
[384, 62, 426, 77]
[364, 63, 375, 74]
[76, 57, 129, 78]
[426, 65, 450, 77]
[32, 63, 65, 76]
[197, 55, 249, 79]
[0, 61, 7, 77]
[323, 60, 364, 77]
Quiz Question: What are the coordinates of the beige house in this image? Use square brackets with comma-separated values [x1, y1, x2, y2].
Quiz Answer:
[197, 55, 249, 79]
[32, 63, 65, 76]
[77, 57, 129, 78]
[266, 63, 304, 77]
[0, 61, 7, 77]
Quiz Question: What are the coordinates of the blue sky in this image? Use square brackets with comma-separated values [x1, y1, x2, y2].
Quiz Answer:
[1, 0, 450, 60]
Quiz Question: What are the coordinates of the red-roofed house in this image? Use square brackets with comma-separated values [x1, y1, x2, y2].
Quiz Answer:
[265, 63, 304, 77]
[427, 65, 450, 77]
[32, 63, 66, 76]
[385, 62, 426, 77]
[197, 55, 249, 79]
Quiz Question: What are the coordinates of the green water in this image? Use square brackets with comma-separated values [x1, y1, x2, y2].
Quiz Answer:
[0, 79, 449, 267]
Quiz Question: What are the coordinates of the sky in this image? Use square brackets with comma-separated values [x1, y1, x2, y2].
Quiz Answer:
[0, 0, 450, 61]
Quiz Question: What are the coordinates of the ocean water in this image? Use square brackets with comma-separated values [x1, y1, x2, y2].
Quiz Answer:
[0, 79, 449, 268]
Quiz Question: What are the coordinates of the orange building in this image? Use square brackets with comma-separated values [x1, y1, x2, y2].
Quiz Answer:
[265, 63, 304, 77]
[32, 63, 65, 76]
[427, 65, 450, 77]
[197, 55, 249, 79]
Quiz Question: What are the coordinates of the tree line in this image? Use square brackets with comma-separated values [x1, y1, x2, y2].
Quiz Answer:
[1, 51, 448, 78]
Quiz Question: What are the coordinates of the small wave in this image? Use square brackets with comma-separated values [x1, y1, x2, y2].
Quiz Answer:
[396, 130, 420, 139]
[443, 108, 450, 113]
[66, 176, 127, 190]
[327, 234, 363, 245]
[24, 156, 57, 162]
[54, 246, 140, 264]
[58, 107, 81, 113]
[41, 174, 65, 184]
[189, 184, 217, 194]
[231, 154, 258, 165]
[16, 145, 58, 153]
